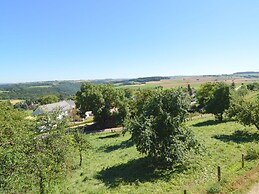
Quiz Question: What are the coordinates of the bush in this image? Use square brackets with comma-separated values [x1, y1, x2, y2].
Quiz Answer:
[246, 147, 259, 160]
[206, 183, 221, 194]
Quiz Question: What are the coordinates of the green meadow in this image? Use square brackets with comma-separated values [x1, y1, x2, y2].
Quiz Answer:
[56, 116, 259, 194]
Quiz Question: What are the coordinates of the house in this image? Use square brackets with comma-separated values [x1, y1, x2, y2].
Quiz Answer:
[32, 100, 75, 116]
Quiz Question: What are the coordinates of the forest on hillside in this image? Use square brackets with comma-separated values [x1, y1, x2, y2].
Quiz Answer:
[0, 77, 170, 100]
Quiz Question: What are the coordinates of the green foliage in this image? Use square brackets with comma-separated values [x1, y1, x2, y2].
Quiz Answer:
[247, 82, 259, 91]
[187, 84, 192, 96]
[0, 102, 33, 192]
[76, 83, 129, 127]
[73, 129, 91, 166]
[236, 85, 249, 96]
[0, 81, 82, 100]
[227, 95, 259, 130]
[230, 88, 259, 130]
[197, 82, 230, 121]
[206, 183, 221, 194]
[246, 147, 259, 160]
[36, 108, 69, 132]
[56, 117, 259, 194]
[39, 94, 59, 105]
[126, 88, 200, 167]
[0, 103, 76, 193]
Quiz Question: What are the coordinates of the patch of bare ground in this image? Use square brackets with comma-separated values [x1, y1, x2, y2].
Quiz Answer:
[248, 183, 259, 194]
[225, 165, 259, 193]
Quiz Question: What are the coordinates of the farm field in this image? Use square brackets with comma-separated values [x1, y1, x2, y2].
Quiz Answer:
[0, 99, 25, 105]
[29, 85, 52, 88]
[56, 116, 259, 194]
[119, 76, 259, 89]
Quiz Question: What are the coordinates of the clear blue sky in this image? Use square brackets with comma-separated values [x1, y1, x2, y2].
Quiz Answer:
[0, 0, 258, 82]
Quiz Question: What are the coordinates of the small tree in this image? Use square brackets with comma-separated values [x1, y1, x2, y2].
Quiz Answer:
[73, 130, 90, 166]
[126, 89, 200, 168]
[28, 109, 71, 194]
[39, 95, 59, 105]
[197, 82, 230, 121]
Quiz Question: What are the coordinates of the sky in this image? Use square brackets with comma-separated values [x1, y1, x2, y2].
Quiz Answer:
[0, 0, 259, 83]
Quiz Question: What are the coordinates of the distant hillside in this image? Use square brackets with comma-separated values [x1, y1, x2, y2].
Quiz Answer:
[233, 71, 259, 75]
[232, 71, 259, 78]
[0, 73, 257, 100]
[112, 76, 170, 85]
[0, 81, 83, 100]
[0, 76, 170, 100]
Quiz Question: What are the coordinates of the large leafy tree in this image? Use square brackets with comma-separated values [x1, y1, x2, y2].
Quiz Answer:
[76, 83, 129, 127]
[126, 89, 200, 168]
[0, 102, 33, 193]
[197, 82, 230, 121]
[227, 94, 259, 130]
[0, 103, 74, 194]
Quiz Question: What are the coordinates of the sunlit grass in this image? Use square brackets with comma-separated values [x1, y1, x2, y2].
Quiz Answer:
[56, 116, 259, 194]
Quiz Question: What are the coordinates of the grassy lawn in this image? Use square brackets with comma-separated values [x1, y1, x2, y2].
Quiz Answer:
[56, 116, 259, 194]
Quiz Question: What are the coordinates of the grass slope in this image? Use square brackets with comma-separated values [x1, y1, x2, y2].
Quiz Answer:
[56, 116, 259, 194]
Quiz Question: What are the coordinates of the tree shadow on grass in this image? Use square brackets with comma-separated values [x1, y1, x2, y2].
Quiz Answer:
[98, 133, 120, 139]
[95, 157, 180, 188]
[213, 130, 259, 143]
[192, 119, 228, 127]
[98, 139, 135, 153]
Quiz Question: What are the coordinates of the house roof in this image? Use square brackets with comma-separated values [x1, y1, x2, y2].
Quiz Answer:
[32, 100, 75, 115]
[66, 99, 76, 108]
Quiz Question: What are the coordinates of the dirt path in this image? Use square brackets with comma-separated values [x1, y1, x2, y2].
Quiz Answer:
[248, 183, 259, 194]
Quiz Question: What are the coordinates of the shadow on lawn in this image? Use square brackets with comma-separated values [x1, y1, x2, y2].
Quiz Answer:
[213, 130, 259, 143]
[98, 139, 135, 153]
[192, 119, 228, 127]
[95, 157, 179, 188]
[98, 133, 120, 139]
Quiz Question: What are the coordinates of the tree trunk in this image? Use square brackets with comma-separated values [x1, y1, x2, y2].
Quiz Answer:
[39, 170, 44, 194]
[79, 150, 82, 166]
[215, 113, 223, 121]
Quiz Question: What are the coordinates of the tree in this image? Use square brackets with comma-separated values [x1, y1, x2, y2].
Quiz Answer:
[0, 102, 33, 193]
[76, 83, 129, 127]
[39, 94, 59, 105]
[247, 82, 259, 91]
[0, 103, 73, 194]
[231, 81, 235, 89]
[227, 96, 259, 130]
[187, 84, 192, 96]
[28, 109, 72, 194]
[236, 85, 249, 96]
[197, 82, 230, 121]
[126, 89, 200, 168]
[73, 129, 90, 166]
